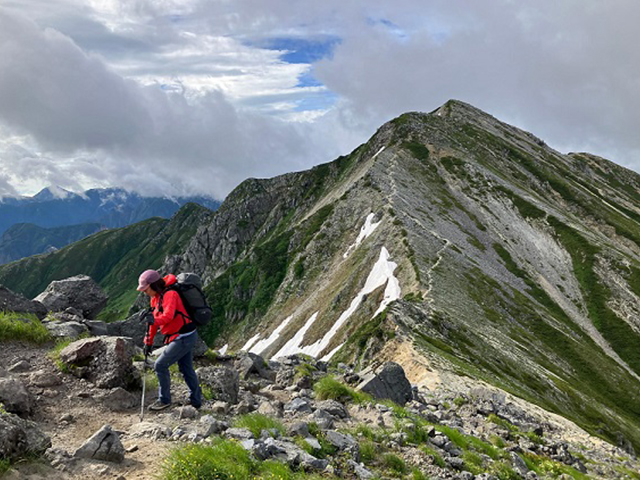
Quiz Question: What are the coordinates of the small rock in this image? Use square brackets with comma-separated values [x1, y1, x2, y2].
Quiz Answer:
[288, 422, 310, 437]
[225, 428, 255, 441]
[8, 360, 31, 373]
[241, 439, 256, 450]
[179, 406, 198, 419]
[312, 409, 335, 429]
[103, 387, 138, 411]
[347, 459, 375, 479]
[258, 401, 281, 417]
[431, 435, 447, 448]
[212, 401, 230, 414]
[128, 422, 170, 439]
[325, 430, 359, 450]
[198, 415, 229, 437]
[284, 397, 312, 414]
[445, 456, 464, 470]
[59, 414, 74, 423]
[356, 362, 413, 406]
[304, 437, 322, 451]
[0, 374, 33, 415]
[316, 399, 349, 418]
[74, 424, 125, 463]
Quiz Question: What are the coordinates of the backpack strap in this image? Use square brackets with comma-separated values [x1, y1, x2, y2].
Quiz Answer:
[158, 288, 194, 344]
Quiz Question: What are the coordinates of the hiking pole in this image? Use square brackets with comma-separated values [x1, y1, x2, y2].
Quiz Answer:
[140, 309, 153, 422]
[140, 347, 148, 422]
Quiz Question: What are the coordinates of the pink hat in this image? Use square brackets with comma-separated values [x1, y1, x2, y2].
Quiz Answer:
[137, 269, 161, 291]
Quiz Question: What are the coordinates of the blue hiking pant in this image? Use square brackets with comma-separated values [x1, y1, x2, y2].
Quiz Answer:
[154, 332, 202, 408]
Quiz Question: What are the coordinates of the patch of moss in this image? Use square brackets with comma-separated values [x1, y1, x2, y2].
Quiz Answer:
[300, 204, 334, 249]
[548, 216, 640, 376]
[402, 141, 430, 161]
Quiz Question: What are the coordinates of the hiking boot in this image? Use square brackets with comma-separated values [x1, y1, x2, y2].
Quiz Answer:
[148, 400, 171, 411]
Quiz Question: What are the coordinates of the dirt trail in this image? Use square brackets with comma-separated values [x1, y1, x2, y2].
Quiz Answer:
[2, 341, 176, 480]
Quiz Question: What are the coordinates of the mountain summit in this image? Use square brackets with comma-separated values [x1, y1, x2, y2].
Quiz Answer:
[3, 100, 640, 453]
[169, 99, 640, 451]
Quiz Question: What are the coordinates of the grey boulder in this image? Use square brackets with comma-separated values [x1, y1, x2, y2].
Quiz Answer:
[35, 275, 108, 319]
[235, 352, 274, 381]
[74, 424, 125, 463]
[0, 412, 51, 461]
[44, 320, 89, 339]
[356, 361, 413, 406]
[197, 366, 239, 404]
[0, 370, 33, 416]
[0, 286, 47, 319]
[59, 336, 139, 389]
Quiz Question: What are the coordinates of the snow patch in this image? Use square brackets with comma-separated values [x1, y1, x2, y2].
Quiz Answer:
[273, 247, 400, 360]
[249, 315, 294, 355]
[241, 334, 261, 352]
[218, 344, 228, 356]
[372, 146, 386, 159]
[343, 213, 381, 259]
[273, 312, 319, 359]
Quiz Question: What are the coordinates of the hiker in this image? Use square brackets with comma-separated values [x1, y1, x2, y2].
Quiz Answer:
[138, 269, 202, 411]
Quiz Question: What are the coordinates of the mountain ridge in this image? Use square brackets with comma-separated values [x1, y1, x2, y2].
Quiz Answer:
[2, 100, 640, 453]
[167, 99, 640, 451]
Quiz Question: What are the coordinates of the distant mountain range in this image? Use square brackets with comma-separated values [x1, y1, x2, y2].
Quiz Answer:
[0, 187, 220, 264]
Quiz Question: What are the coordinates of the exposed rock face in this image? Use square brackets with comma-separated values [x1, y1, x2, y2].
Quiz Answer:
[0, 412, 51, 460]
[197, 366, 240, 404]
[35, 275, 108, 318]
[0, 285, 47, 319]
[0, 369, 33, 416]
[73, 424, 125, 463]
[357, 362, 413, 406]
[59, 336, 139, 389]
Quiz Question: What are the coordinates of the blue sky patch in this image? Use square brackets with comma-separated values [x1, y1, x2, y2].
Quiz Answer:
[296, 70, 323, 88]
[263, 37, 341, 64]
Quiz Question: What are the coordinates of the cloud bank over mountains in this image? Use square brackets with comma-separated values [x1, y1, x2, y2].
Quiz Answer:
[1, 0, 639, 199]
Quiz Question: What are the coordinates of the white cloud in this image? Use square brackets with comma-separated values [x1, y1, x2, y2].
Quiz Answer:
[1, 0, 640, 199]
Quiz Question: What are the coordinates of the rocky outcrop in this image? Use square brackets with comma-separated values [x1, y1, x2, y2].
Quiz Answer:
[356, 361, 413, 406]
[0, 285, 47, 319]
[197, 366, 240, 404]
[59, 336, 139, 389]
[34, 275, 108, 318]
[0, 412, 51, 461]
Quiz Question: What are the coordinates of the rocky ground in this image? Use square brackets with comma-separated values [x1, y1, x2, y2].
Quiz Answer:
[2, 334, 640, 480]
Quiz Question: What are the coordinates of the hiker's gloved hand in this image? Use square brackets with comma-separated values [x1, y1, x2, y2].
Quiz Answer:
[143, 344, 153, 356]
[142, 311, 155, 325]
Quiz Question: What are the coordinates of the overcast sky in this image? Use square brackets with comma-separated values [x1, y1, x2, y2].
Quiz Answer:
[0, 0, 639, 199]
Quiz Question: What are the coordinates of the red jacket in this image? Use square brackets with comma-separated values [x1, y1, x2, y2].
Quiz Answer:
[144, 274, 193, 345]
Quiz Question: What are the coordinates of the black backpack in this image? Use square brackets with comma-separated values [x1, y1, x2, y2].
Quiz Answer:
[168, 272, 212, 327]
